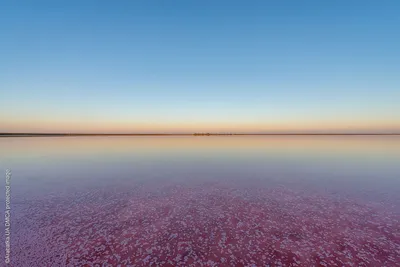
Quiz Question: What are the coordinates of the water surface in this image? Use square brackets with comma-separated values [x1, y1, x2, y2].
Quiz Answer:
[0, 136, 399, 266]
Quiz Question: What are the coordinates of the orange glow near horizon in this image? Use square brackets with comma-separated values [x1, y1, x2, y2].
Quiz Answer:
[1, 116, 400, 134]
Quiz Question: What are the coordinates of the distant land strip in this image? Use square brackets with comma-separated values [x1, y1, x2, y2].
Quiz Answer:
[1, 133, 399, 137]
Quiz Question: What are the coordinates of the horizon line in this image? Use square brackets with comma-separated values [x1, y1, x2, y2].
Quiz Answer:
[1, 132, 400, 137]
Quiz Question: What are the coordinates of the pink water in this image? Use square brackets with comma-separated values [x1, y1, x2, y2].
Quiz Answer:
[1, 136, 399, 266]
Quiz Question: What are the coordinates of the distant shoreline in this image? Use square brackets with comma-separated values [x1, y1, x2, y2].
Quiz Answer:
[1, 133, 399, 137]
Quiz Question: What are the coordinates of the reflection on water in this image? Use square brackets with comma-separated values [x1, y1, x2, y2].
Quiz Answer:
[0, 136, 399, 266]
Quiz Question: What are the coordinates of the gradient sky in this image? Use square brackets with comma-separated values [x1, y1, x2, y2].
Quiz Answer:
[1, 0, 399, 133]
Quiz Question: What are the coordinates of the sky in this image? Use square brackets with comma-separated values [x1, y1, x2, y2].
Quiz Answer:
[1, 0, 399, 134]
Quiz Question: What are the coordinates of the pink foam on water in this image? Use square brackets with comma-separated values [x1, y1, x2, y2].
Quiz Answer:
[7, 182, 400, 266]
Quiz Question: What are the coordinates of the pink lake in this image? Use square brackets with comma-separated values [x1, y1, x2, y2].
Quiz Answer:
[0, 136, 399, 266]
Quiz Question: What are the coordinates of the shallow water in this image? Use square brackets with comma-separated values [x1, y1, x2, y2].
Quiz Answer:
[0, 136, 399, 266]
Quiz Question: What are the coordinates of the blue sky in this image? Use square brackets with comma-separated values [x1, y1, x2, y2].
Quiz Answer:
[1, 1, 399, 133]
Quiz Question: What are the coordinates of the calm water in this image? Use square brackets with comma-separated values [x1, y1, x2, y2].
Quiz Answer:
[0, 136, 399, 266]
